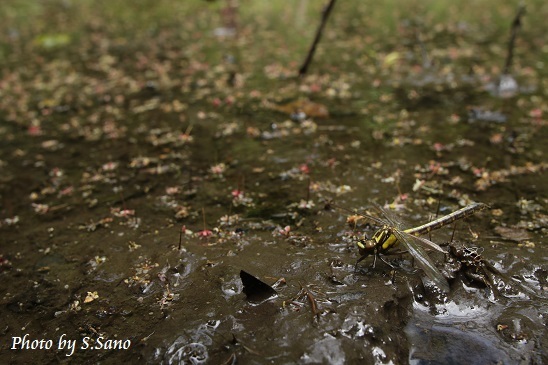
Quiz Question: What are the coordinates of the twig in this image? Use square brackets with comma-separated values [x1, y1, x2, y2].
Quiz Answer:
[301, 284, 320, 319]
[202, 207, 207, 231]
[502, 5, 526, 75]
[221, 352, 237, 365]
[306, 176, 311, 202]
[298, 0, 337, 76]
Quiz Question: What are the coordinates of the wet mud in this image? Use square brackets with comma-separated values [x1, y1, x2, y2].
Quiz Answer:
[1, 1, 547, 364]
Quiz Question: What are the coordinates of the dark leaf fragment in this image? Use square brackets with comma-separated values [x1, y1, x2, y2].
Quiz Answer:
[240, 270, 277, 302]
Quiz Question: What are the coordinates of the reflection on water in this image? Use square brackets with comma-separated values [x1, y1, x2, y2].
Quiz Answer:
[159, 320, 220, 364]
[406, 298, 542, 364]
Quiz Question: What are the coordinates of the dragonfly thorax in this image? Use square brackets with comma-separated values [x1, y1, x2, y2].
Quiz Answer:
[356, 225, 397, 257]
[372, 226, 399, 251]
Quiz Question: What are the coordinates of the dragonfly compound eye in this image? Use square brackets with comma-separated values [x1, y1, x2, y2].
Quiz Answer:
[365, 240, 376, 250]
[356, 240, 376, 256]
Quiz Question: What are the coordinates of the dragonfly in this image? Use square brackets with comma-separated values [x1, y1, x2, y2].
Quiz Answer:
[352, 202, 489, 292]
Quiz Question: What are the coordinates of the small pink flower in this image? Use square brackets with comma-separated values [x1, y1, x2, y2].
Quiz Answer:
[49, 168, 63, 177]
[449, 114, 460, 123]
[310, 83, 322, 93]
[326, 158, 337, 168]
[472, 167, 484, 177]
[102, 162, 118, 171]
[28, 125, 42, 136]
[180, 225, 193, 235]
[429, 162, 441, 172]
[166, 186, 180, 195]
[197, 229, 213, 238]
[249, 90, 261, 98]
[121, 210, 135, 217]
[212, 98, 222, 107]
[529, 108, 542, 118]
[210, 163, 227, 176]
[32, 203, 49, 215]
[433, 143, 444, 152]
[299, 164, 310, 174]
[58, 186, 74, 197]
[178, 133, 193, 143]
[111, 207, 135, 217]
[279, 226, 291, 237]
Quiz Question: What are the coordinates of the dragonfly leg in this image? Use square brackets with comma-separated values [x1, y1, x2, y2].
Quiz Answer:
[354, 254, 369, 272]
[377, 254, 396, 269]
[356, 254, 368, 264]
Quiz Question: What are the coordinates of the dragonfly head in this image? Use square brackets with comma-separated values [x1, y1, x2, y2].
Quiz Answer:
[356, 238, 376, 257]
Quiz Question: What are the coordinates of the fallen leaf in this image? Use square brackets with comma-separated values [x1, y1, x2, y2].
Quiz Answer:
[494, 226, 532, 242]
[266, 99, 329, 118]
[84, 291, 99, 303]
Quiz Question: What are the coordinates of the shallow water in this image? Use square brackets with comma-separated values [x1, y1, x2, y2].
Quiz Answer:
[1, 2, 547, 364]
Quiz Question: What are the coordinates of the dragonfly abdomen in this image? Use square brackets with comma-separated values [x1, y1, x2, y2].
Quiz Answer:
[405, 203, 488, 236]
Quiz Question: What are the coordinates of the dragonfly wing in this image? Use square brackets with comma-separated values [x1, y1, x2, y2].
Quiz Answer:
[373, 203, 445, 253]
[392, 229, 450, 292]
[340, 204, 388, 227]
[369, 202, 449, 292]
[372, 202, 404, 229]
[404, 232, 446, 253]
[360, 214, 388, 227]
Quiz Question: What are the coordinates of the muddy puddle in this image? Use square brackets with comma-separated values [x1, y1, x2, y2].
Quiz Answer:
[1, 1, 547, 364]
